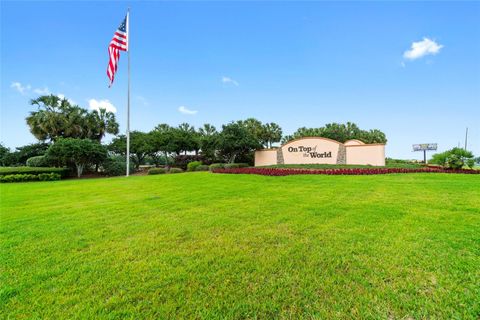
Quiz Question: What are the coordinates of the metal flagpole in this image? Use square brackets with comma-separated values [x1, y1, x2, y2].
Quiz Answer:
[126, 8, 130, 176]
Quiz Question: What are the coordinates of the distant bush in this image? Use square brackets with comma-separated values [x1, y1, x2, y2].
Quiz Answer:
[224, 163, 240, 169]
[38, 173, 61, 181]
[174, 155, 205, 170]
[209, 163, 224, 171]
[431, 148, 475, 170]
[103, 157, 135, 176]
[148, 168, 167, 175]
[195, 165, 209, 171]
[26, 155, 49, 167]
[187, 161, 202, 172]
[237, 163, 250, 168]
[0, 167, 68, 177]
[0, 174, 39, 183]
[169, 168, 184, 174]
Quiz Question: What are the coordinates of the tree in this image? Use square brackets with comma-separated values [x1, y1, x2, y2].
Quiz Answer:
[109, 131, 151, 169]
[46, 138, 107, 177]
[86, 108, 120, 142]
[430, 147, 475, 169]
[149, 124, 177, 167]
[261, 123, 282, 148]
[171, 123, 199, 155]
[198, 123, 218, 161]
[218, 122, 261, 163]
[26, 94, 119, 143]
[0, 143, 11, 166]
[281, 122, 387, 144]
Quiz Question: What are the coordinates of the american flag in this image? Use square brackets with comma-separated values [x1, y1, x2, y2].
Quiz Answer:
[107, 13, 128, 87]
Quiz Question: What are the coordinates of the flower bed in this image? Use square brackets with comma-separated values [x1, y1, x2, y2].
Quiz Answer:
[212, 167, 480, 176]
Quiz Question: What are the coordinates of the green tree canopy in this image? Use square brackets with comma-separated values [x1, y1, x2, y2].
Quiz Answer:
[282, 122, 387, 144]
[218, 122, 261, 163]
[109, 131, 152, 169]
[26, 94, 119, 143]
[46, 138, 107, 177]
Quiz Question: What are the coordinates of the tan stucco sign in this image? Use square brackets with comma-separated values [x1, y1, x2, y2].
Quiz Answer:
[254, 137, 385, 167]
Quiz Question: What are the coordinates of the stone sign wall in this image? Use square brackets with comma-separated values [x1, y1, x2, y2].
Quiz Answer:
[254, 137, 385, 167]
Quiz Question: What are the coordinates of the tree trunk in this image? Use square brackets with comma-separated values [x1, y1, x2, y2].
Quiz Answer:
[76, 163, 84, 178]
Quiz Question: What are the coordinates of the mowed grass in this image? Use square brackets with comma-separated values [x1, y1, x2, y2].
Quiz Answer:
[1, 173, 479, 319]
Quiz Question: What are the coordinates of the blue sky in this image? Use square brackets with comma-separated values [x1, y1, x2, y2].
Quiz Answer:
[1, 1, 479, 159]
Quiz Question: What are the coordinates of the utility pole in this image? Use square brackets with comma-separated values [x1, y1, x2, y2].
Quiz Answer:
[464, 127, 468, 150]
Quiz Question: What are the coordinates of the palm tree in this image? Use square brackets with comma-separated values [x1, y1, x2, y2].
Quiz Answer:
[87, 108, 120, 142]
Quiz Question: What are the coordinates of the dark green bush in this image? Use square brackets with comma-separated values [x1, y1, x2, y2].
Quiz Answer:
[0, 174, 38, 183]
[103, 157, 135, 176]
[168, 168, 184, 174]
[148, 168, 167, 175]
[26, 155, 49, 167]
[209, 163, 224, 171]
[237, 163, 250, 168]
[196, 165, 209, 171]
[0, 167, 68, 177]
[38, 173, 61, 181]
[187, 161, 202, 172]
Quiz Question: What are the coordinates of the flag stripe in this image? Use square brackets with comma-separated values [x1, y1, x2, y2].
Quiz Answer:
[107, 14, 128, 87]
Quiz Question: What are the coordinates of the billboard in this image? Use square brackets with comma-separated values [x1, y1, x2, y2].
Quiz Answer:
[413, 143, 437, 151]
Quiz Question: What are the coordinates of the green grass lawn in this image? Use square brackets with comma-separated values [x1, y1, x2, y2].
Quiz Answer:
[1, 173, 479, 319]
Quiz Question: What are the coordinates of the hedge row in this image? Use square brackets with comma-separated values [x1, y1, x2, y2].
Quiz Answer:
[212, 167, 480, 176]
[148, 167, 184, 175]
[0, 173, 62, 183]
[0, 167, 68, 177]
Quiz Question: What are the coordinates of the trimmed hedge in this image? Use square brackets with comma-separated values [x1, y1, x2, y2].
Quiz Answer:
[38, 173, 61, 181]
[187, 161, 202, 172]
[0, 167, 68, 177]
[169, 168, 184, 174]
[174, 155, 205, 170]
[196, 165, 209, 171]
[0, 174, 38, 183]
[26, 155, 49, 167]
[209, 163, 225, 171]
[148, 168, 167, 175]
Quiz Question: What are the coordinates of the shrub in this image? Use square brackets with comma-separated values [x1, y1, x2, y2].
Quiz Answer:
[38, 173, 61, 181]
[195, 165, 209, 171]
[431, 147, 475, 170]
[26, 155, 49, 167]
[148, 168, 167, 175]
[169, 168, 184, 174]
[103, 157, 135, 176]
[237, 163, 250, 168]
[174, 155, 205, 170]
[187, 161, 202, 172]
[0, 174, 39, 183]
[0, 167, 68, 177]
[209, 163, 225, 171]
[224, 163, 240, 169]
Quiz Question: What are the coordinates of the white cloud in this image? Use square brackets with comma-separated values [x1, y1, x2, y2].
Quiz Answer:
[10, 82, 31, 94]
[136, 95, 149, 106]
[403, 37, 443, 60]
[33, 87, 50, 95]
[88, 99, 117, 113]
[178, 106, 197, 115]
[57, 93, 76, 105]
[221, 76, 239, 86]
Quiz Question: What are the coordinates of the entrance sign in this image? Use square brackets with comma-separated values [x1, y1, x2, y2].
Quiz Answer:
[254, 137, 386, 167]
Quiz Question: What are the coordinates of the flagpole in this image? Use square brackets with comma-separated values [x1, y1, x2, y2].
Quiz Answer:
[126, 8, 130, 176]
